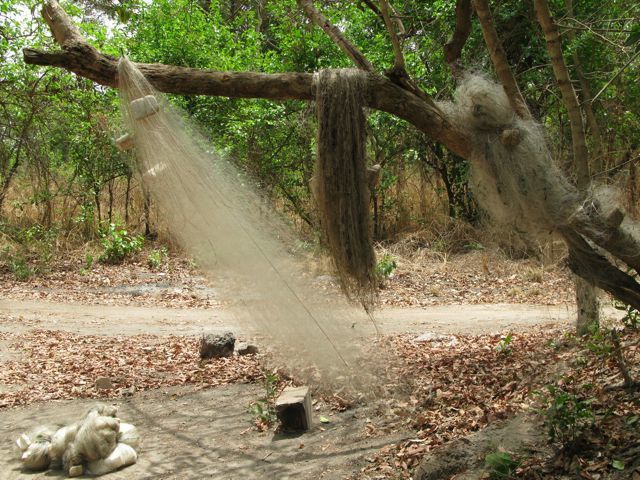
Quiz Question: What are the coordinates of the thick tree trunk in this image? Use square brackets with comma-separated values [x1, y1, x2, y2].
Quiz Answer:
[575, 278, 599, 335]
[534, 0, 600, 334]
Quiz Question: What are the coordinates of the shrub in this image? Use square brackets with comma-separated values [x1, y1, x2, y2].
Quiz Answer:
[538, 384, 594, 451]
[147, 247, 168, 270]
[375, 253, 397, 279]
[98, 223, 144, 264]
[484, 451, 520, 479]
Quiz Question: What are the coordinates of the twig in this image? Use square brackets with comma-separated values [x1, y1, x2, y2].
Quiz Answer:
[380, 0, 405, 71]
[591, 48, 640, 104]
[297, 0, 374, 71]
[610, 329, 636, 389]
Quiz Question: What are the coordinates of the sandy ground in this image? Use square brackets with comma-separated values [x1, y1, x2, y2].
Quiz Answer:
[0, 298, 621, 337]
[0, 298, 624, 479]
[1, 384, 407, 480]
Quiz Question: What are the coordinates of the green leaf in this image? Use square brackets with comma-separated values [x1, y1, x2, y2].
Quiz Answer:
[625, 25, 640, 46]
[612, 459, 625, 470]
[319, 416, 330, 423]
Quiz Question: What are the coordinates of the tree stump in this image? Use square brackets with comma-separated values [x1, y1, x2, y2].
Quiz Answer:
[275, 386, 312, 431]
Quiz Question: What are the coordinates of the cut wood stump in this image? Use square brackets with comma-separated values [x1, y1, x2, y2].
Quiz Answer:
[275, 386, 312, 431]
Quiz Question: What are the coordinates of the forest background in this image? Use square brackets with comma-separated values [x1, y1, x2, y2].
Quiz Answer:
[1, 0, 639, 279]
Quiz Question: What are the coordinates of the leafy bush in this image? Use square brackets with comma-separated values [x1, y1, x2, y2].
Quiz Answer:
[147, 247, 168, 270]
[250, 372, 279, 430]
[484, 451, 520, 479]
[539, 384, 594, 451]
[98, 223, 144, 264]
[375, 253, 397, 279]
[496, 333, 514, 355]
[6, 253, 33, 281]
[0, 223, 57, 280]
[613, 301, 640, 329]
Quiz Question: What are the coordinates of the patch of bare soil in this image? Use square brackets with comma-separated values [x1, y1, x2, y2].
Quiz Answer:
[1, 384, 407, 480]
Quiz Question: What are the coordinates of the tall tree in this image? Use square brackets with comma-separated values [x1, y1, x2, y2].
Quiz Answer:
[21, 0, 640, 312]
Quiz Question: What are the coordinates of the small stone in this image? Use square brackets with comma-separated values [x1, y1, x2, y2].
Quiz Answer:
[199, 332, 235, 359]
[122, 386, 136, 397]
[95, 377, 113, 390]
[414, 332, 458, 347]
[275, 386, 313, 431]
[236, 343, 259, 356]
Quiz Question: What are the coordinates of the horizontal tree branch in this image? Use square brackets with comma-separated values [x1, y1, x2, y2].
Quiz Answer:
[22, 1, 468, 158]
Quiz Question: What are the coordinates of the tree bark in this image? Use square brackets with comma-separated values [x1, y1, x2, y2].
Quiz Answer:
[471, 0, 531, 119]
[22, 50, 467, 160]
[444, 0, 472, 73]
[534, 0, 589, 187]
[534, 0, 600, 334]
[565, 0, 605, 175]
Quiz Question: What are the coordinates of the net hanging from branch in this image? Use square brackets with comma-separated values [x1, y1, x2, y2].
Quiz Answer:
[117, 58, 381, 392]
[438, 74, 640, 308]
[312, 69, 377, 309]
[438, 74, 580, 238]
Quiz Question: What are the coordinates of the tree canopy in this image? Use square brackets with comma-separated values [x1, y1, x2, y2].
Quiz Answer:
[2, 0, 640, 306]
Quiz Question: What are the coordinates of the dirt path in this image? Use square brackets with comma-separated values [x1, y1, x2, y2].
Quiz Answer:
[0, 298, 621, 337]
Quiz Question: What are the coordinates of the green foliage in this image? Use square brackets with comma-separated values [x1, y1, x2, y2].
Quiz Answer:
[496, 333, 514, 355]
[538, 384, 594, 450]
[4, 252, 32, 281]
[0, 222, 57, 280]
[375, 253, 397, 279]
[465, 241, 485, 251]
[147, 247, 168, 270]
[484, 451, 520, 479]
[611, 459, 625, 471]
[250, 371, 279, 427]
[98, 223, 144, 264]
[585, 327, 614, 357]
[79, 253, 94, 275]
[613, 301, 640, 330]
[625, 24, 640, 50]
[1, 0, 639, 273]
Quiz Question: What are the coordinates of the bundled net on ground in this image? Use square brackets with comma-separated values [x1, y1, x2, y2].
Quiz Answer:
[117, 58, 381, 393]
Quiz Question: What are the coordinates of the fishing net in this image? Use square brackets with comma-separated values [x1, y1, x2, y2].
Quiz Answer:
[117, 58, 380, 392]
[313, 69, 377, 308]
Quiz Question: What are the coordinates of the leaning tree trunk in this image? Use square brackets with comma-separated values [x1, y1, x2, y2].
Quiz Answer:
[534, 0, 600, 335]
